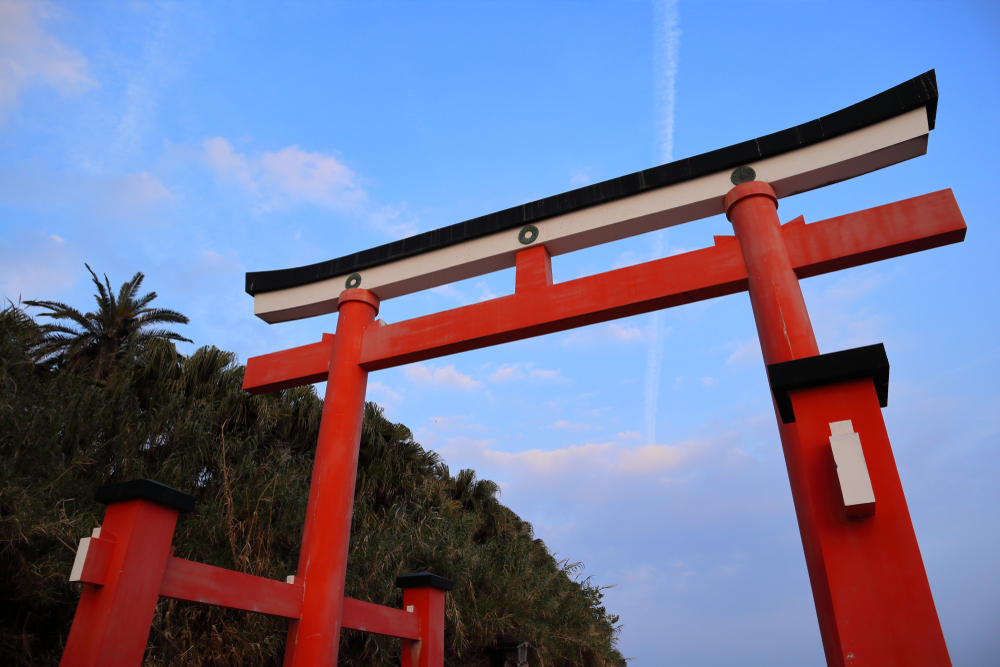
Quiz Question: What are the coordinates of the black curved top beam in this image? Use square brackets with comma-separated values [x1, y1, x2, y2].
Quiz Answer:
[246, 70, 938, 296]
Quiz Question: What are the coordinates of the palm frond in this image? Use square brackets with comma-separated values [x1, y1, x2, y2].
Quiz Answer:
[135, 308, 190, 325]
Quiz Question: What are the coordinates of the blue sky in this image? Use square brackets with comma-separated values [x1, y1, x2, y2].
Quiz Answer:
[2, 1, 998, 664]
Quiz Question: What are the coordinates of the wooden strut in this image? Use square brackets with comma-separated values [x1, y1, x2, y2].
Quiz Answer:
[244, 189, 966, 394]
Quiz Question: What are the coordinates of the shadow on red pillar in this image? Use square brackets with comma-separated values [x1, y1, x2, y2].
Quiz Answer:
[397, 573, 451, 667]
[60, 480, 194, 667]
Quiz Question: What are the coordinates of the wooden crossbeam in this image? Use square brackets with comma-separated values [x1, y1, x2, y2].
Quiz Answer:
[243, 189, 965, 393]
[158, 556, 420, 639]
[159, 555, 303, 619]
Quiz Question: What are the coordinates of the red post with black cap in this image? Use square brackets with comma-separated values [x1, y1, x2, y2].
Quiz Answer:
[396, 572, 451, 667]
[60, 479, 195, 667]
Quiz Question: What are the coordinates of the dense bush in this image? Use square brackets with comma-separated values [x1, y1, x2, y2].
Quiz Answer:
[0, 300, 622, 666]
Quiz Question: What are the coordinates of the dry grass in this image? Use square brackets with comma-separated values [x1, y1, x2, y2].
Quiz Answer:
[0, 304, 623, 666]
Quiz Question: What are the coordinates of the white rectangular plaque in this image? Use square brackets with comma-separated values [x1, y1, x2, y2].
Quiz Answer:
[829, 420, 876, 518]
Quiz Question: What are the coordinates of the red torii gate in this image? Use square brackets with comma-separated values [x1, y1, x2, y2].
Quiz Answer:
[60, 71, 964, 667]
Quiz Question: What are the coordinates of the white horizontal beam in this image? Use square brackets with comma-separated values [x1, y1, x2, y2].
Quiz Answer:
[254, 107, 929, 323]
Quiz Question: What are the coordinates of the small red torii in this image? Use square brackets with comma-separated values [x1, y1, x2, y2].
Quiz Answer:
[60, 71, 964, 667]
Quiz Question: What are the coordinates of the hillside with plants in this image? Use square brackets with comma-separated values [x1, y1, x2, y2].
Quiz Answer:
[0, 268, 623, 667]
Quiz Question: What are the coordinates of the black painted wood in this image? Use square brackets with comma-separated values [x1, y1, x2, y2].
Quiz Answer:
[767, 344, 891, 424]
[95, 478, 196, 513]
[395, 572, 454, 591]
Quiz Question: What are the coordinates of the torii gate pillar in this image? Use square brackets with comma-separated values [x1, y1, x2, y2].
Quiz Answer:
[284, 289, 379, 667]
[726, 181, 951, 666]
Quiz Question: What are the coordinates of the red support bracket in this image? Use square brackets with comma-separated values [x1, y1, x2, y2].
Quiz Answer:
[515, 244, 553, 293]
[68, 529, 116, 586]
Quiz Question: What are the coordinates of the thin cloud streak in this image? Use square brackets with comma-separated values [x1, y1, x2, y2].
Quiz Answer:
[645, 0, 681, 445]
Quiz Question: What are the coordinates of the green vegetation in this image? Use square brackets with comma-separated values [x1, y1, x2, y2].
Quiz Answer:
[0, 269, 623, 667]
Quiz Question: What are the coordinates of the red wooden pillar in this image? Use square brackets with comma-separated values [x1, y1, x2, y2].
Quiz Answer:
[284, 288, 379, 667]
[60, 480, 194, 667]
[397, 573, 451, 667]
[725, 180, 950, 666]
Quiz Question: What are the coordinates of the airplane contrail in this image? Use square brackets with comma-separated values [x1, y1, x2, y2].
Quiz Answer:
[645, 0, 680, 446]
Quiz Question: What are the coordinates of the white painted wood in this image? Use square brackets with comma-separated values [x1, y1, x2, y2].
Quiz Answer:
[254, 108, 930, 323]
[69, 537, 91, 583]
[829, 420, 876, 517]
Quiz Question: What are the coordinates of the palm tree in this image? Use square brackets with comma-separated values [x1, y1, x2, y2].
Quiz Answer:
[24, 264, 192, 376]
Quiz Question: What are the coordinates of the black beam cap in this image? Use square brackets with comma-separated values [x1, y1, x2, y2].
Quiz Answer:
[767, 343, 890, 424]
[95, 478, 196, 513]
[395, 572, 454, 591]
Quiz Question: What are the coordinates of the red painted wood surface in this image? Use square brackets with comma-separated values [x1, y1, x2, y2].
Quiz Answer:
[243, 189, 965, 393]
[724, 180, 820, 364]
[158, 556, 419, 637]
[159, 556, 304, 619]
[726, 181, 951, 666]
[515, 244, 553, 293]
[243, 333, 334, 394]
[788, 380, 952, 666]
[74, 536, 116, 586]
[285, 290, 380, 667]
[342, 597, 420, 640]
[786, 188, 966, 279]
[401, 587, 446, 667]
[60, 500, 179, 667]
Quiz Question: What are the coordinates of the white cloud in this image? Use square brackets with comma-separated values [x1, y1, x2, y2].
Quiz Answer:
[0, 167, 173, 221]
[203, 137, 364, 210]
[550, 420, 590, 431]
[561, 320, 656, 347]
[49, 234, 65, 243]
[404, 363, 482, 390]
[609, 322, 648, 342]
[618, 431, 643, 440]
[725, 339, 761, 367]
[367, 381, 404, 410]
[475, 280, 498, 302]
[476, 438, 703, 477]
[0, 1, 97, 122]
[569, 167, 595, 187]
[824, 271, 885, 302]
[1, 230, 78, 302]
[202, 137, 417, 238]
[487, 362, 566, 384]
[617, 443, 688, 474]
[170, 249, 246, 295]
[702, 376, 716, 387]
[428, 415, 484, 431]
[430, 284, 469, 304]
